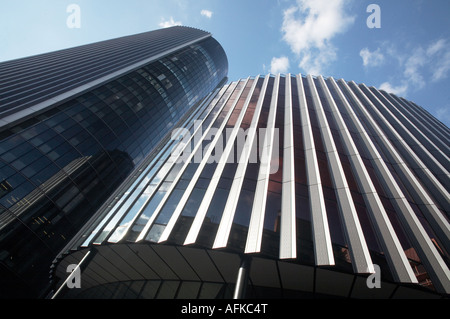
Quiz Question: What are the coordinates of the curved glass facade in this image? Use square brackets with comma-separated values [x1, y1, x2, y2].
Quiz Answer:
[51, 74, 449, 299]
[0, 27, 228, 298]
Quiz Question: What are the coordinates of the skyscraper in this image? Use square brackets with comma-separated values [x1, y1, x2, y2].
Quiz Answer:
[50, 74, 449, 299]
[0, 26, 228, 298]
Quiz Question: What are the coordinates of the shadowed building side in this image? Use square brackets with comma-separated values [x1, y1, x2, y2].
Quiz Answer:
[0, 26, 228, 298]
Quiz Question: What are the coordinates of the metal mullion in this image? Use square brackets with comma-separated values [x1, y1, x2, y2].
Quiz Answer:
[103, 88, 223, 244]
[243, 74, 280, 253]
[325, 77, 417, 283]
[297, 74, 334, 266]
[174, 75, 268, 246]
[279, 74, 296, 259]
[1, 45, 171, 106]
[309, 75, 373, 274]
[1, 42, 141, 95]
[1, 31, 194, 89]
[183, 76, 259, 246]
[0, 36, 144, 75]
[384, 92, 450, 155]
[80, 87, 217, 247]
[133, 82, 236, 243]
[0, 44, 111, 80]
[182, 74, 266, 249]
[401, 98, 450, 138]
[82, 141, 174, 246]
[51, 250, 92, 299]
[361, 85, 450, 194]
[377, 89, 450, 159]
[1, 35, 211, 124]
[0, 28, 181, 71]
[0, 39, 143, 88]
[339, 79, 450, 294]
[157, 81, 241, 244]
[349, 82, 450, 250]
[0, 34, 182, 84]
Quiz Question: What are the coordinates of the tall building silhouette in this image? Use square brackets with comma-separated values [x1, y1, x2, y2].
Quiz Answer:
[50, 74, 449, 299]
[0, 26, 228, 298]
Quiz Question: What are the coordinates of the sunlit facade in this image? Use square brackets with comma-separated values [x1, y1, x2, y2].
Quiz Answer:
[51, 74, 449, 299]
[0, 26, 228, 298]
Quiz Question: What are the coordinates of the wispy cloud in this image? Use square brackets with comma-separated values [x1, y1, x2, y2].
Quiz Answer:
[379, 81, 408, 96]
[201, 9, 213, 19]
[360, 47, 384, 67]
[376, 38, 450, 96]
[270, 56, 290, 74]
[427, 39, 446, 56]
[281, 0, 355, 75]
[431, 51, 450, 82]
[435, 106, 450, 126]
[159, 17, 182, 28]
[426, 39, 450, 82]
[404, 48, 426, 89]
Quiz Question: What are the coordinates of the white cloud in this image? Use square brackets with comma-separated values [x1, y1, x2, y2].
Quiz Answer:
[270, 56, 290, 74]
[281, 0, 355, 75]
[426, 39, 450, 82]
[201, 9, 213, 19]
[426, 39, 446, 56]
[379, 82, 408, 96]
[403, 48, 426, 89]
[435, 106, 450, 126]
[360, 47, 384, 67]
[159, 17, 182, 28]
[399, 39, 450, 87]
[431, 51, 450, 82]
[374, 38, 450, 96]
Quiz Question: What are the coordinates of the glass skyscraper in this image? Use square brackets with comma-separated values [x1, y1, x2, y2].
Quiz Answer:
[0, 26, 228, 298]
[50, 74, 449, 299]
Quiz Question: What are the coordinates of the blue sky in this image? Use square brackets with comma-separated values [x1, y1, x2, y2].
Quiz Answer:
[1, 0, 449, 126]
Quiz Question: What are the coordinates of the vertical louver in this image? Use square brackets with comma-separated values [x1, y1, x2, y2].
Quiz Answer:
[60, 74, 450, 296]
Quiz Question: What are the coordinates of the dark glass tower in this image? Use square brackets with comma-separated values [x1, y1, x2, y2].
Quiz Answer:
[0, 26, 228, 298]
[50, 74, 449, 299]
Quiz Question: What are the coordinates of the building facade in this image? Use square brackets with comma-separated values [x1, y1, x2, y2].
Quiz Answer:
[50, 74, 449, 299]
[0, 26, 228, 298]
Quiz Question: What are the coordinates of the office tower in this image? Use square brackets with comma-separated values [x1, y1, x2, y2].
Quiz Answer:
[50, 74, 449, 299]
[0, 26, 228, 298]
